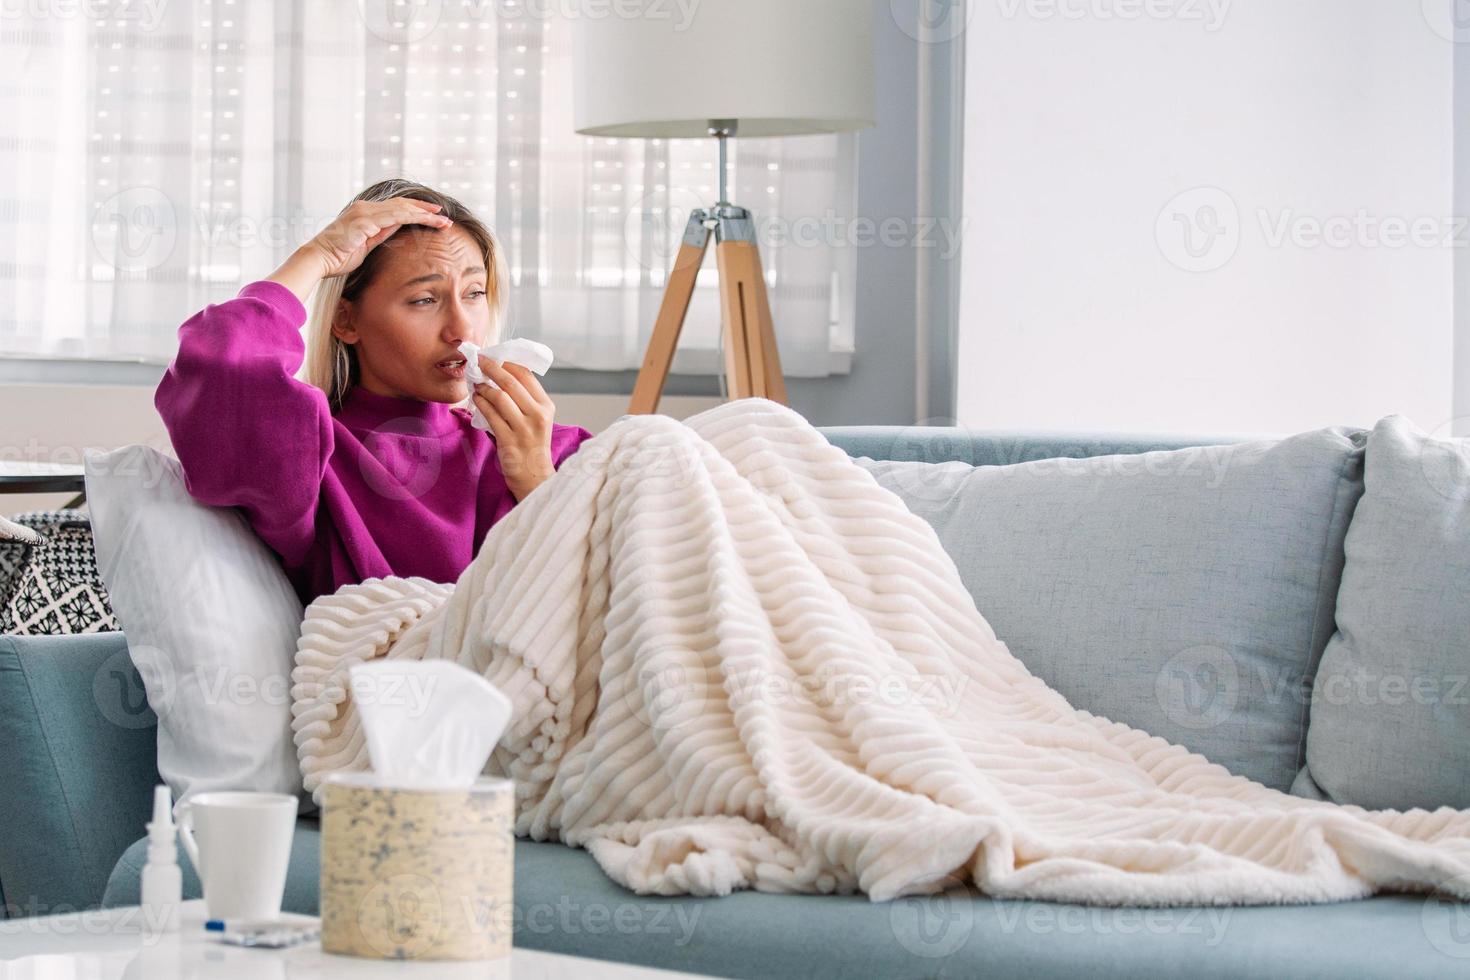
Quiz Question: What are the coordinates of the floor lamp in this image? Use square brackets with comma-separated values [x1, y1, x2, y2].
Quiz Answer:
[571, 0, 874, 415]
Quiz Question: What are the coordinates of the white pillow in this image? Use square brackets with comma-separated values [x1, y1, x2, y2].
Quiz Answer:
[84, 444, 309, 815]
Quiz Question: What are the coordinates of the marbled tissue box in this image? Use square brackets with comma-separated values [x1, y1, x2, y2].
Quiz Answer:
[321, 773, 515, 960]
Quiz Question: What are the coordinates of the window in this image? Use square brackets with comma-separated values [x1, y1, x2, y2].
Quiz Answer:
[0, 0, 857, 377]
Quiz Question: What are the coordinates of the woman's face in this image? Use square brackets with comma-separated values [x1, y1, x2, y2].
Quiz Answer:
[332, 224, 493, 404]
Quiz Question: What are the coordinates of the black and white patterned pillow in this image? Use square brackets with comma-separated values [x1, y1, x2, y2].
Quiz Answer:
[0, 509, 118, 634]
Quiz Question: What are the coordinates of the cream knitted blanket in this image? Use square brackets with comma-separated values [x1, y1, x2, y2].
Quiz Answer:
[290, 398, 1470, 905]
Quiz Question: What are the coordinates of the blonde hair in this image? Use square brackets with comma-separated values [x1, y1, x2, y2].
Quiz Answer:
[302, 178, 510, 412]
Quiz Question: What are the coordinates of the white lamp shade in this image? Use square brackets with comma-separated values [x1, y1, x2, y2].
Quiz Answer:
[572, 0, 874, 139]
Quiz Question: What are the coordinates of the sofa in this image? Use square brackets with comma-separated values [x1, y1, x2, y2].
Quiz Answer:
[3, 420, 1469, 979]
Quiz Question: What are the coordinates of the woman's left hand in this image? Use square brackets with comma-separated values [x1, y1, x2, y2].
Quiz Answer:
[474, 357, 557, 501]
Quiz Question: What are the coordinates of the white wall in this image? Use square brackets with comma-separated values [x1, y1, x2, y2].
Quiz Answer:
[958, 0, 1456, 436]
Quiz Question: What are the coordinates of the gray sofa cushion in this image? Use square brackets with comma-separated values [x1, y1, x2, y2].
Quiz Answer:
[0, 631, 158, 918]
[854, 427, 1366, 792]
[1302, 415, 1470, 810]
[104, 826, 1470, 979]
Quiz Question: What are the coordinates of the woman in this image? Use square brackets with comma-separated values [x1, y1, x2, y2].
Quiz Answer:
[154, 179, 595, 606]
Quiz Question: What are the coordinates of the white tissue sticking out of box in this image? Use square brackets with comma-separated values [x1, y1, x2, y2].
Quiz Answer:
[349, 660, 513, 790]
[458, 338, 555, 431]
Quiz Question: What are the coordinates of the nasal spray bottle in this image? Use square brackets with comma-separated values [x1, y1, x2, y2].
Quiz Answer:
[140, 784, 182, 933]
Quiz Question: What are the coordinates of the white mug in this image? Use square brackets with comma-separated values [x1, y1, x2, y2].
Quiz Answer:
[177, 791, 297, 921]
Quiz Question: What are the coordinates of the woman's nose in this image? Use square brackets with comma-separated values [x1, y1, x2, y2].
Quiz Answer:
[442, 296, 476, 345]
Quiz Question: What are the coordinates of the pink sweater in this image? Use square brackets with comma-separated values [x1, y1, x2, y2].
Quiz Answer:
[154, 279, 596, 606]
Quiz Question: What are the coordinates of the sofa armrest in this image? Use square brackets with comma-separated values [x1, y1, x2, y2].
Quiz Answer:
[0, 632, 159, 918]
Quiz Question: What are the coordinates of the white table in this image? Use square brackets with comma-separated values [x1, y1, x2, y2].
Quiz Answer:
[0, 900, 710, 979]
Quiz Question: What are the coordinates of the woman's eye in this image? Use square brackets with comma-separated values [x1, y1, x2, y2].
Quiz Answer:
[410, 291, 482, 306]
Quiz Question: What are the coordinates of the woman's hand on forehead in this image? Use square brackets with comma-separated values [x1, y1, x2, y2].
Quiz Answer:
[304, 197, 454, 280]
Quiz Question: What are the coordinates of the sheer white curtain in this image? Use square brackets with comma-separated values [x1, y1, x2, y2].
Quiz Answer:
[0, 0, 857, 376]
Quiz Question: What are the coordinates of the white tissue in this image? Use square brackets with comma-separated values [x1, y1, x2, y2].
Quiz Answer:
[458, 338, 555, 431]
[349, 660, 513, 790]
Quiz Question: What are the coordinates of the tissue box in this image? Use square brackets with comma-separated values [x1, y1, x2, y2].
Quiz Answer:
[320, 772, 515, 960]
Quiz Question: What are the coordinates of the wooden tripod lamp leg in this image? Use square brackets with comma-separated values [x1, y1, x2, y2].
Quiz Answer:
[715, 240, 756, 399]
[714, 238, 787, 406]
[743, 237, 787, 405]
[628, 215, 710, 415]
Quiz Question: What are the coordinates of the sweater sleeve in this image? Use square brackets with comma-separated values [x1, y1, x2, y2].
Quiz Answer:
[550, 422, 596, 472]
[153, 280, 333, 566]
